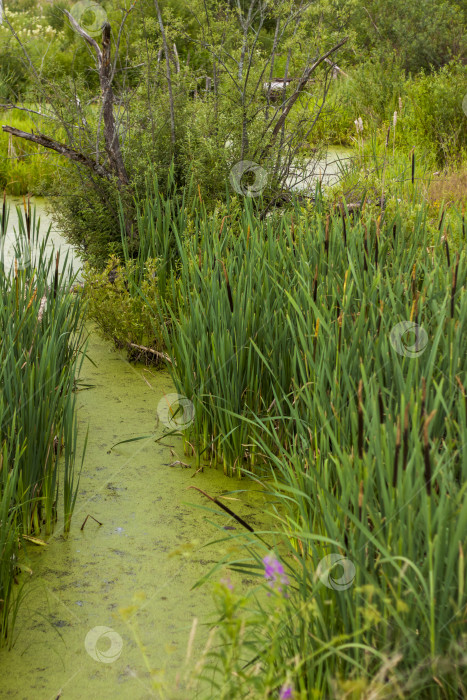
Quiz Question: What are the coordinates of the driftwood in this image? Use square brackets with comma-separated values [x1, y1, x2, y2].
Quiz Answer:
[126, 341, 172, 364]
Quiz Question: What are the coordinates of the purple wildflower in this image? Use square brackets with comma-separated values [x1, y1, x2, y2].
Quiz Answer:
[279, 682, 294, 699]
[263, 554, 289, 594]
[220, 576, 233, 591]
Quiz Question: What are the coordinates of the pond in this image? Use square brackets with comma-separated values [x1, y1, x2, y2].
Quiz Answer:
[288, 147, 354, 191]
[0, 203, 268, 698]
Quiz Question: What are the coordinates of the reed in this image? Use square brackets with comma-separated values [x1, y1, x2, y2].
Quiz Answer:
[113, 169, 466, 693]
[0, 203, 86, 643]
[162, 194, 466, 480]
[153, 186, 467, 696]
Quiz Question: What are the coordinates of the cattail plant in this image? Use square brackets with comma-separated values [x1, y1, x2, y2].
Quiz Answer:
[0, 204, 86, 643]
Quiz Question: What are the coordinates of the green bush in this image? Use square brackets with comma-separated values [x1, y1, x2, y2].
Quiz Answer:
[83, 255, 173, 360]
[0, 110, 60, 195]
[402, 61, 467, 163]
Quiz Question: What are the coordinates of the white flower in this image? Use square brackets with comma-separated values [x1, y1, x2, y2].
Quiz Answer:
[354, 117, 364, 134]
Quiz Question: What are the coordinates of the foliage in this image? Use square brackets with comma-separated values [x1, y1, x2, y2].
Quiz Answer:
[0, 110, 59, 195]
[348, 0, 466, 73]
[0, 203, 86, 644]
[402, 61, 467, 163]
[83, 255, 171, 359]
[150, 185, 467, 696]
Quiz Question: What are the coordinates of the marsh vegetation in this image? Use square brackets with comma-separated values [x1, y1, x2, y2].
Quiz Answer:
[0, 0, 466, 697]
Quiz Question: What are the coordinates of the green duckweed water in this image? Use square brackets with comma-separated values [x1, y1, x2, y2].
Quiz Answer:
[3, 197, 80, 274]
[0, 331, 268, 699]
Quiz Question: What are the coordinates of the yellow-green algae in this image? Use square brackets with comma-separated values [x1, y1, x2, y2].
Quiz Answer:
[0, 331, 268, 699]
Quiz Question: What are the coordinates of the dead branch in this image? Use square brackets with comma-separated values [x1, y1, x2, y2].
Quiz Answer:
[1, 125, 111, 179]
[154, 0, 176, 147]
[260, 37, 348, 159]
[63, 12, 129, 186]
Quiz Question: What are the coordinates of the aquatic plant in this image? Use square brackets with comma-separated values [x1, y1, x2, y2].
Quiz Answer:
[0, 200, 86, 643]
[163, 191, 466, 696]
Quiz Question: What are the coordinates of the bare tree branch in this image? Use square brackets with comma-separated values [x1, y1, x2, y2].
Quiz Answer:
[1, 125, 111, 179]
[154, 0, 176, 148]
[260, 37, 349, 159]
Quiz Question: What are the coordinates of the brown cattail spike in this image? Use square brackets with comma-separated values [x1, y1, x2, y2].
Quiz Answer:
[378, 388, 384, 424]
[325, 215, 330, 257]
[393, 416, 401, 487]
[218, 259, 233, 313]
[53, 251, 60, 299]
[455, 376, 467, 425]
[423, 411, 436, 496]
[402, 404, 410, 471]
[313, 264, 318, 303]
[357, 380, 363, 458]
[444, 234, 451, 267]
[421, 377, 426, 426]
[340, 205, 347, 246]
[363, 225, 368, 272]
[451, 253, 459, 318]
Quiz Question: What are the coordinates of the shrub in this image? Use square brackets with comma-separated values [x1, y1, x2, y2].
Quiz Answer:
[402, 61, 467, 164]
[83, 255, 173, 362]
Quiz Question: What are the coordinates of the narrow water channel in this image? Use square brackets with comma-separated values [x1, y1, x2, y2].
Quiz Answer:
[0, 331, 267, 699]
[1, 197, 80, 275]
[0, 201, 268, 699]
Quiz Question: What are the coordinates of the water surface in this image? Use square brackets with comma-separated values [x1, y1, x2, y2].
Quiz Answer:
[0, 331, 267, 699]
[2, 196, 80, 276]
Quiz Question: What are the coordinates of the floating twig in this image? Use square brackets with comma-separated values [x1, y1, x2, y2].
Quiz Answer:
[80, 514, 103, 531]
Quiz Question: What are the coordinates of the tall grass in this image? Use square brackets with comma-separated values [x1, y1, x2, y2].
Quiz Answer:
[0, 200, 86, 645]
[154, 190, 467, 696]
[109, 168, 467, 693]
